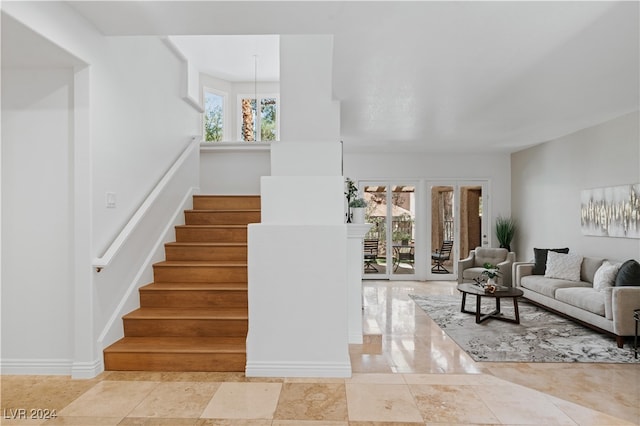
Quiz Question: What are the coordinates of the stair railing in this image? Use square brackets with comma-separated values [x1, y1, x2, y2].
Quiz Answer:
[92, 138, 198, 272]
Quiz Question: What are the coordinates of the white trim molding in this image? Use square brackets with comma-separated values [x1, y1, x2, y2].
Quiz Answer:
[1, 358, 74, 376]
[245, 361, 352, 378]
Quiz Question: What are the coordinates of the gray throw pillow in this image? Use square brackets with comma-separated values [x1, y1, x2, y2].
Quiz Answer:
[614, 259, 640, 286]
[533, 247, 570, 275]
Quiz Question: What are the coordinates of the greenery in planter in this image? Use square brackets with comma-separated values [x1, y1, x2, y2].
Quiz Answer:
[496, 216, 516, 251]
[345, 178, 366, 223]
[345, 178, 358, 203]
[349, 198, 367, 208]
[481, 262, 501, 279]
[392, 230, 412, 243]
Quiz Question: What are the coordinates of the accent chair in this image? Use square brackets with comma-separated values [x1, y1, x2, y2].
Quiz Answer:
[458, 247, 516, 286]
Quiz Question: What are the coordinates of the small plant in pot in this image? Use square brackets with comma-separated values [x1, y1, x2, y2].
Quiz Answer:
[349, 197, 367, 223]
[392, 230, 412, 245]
[496, 216, 516, 251]
[473, 262, 502, 293]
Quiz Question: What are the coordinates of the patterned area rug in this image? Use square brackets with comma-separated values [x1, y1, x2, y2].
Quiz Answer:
[410, 294, 637, 363]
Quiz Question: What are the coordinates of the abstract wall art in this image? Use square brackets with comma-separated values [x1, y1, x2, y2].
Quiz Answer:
[580, 184, 640, 238]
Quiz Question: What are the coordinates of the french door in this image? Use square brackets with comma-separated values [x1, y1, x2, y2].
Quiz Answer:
[360, 181, 418, 280]
[426, 180, 488, 281]
[359, 179, 488, 280]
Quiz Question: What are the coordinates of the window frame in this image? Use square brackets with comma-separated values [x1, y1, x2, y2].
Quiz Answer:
[202, 87, 229, 142]
[236, 93, 280, 142]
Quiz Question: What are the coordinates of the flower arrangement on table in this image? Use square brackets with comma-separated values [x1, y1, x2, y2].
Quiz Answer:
[472, 262, 502, 293]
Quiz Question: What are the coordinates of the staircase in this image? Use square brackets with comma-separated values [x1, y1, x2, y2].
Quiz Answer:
[103, 195, 260, 372]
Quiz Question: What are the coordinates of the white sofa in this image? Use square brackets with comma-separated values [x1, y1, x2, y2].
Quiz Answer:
[513, 256, 640, 348]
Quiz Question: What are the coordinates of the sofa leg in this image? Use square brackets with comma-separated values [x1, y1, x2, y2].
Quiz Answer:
[615, 335, 624, 348]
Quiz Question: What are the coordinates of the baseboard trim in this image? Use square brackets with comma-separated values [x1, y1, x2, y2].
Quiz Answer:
[0, 358, 73, 375]
[245, 361, 352, 378]
[71, 358, 103, 379]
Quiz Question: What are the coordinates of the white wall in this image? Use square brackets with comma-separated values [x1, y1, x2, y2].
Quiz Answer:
[246, 36, 349, 377]
[199, 145, 269, 195]
[2, 2, 201, 376]
[511, 111, 640, 262]
[279, 35, 340, 142]
[2, 68, 75, 369]
[91, 35, 201, 255]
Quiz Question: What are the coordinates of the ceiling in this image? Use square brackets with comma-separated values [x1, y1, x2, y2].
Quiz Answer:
[67, 1, 640, 153]
[169, 35, 280, 82]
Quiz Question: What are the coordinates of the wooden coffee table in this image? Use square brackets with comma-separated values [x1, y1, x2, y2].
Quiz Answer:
[457, 283, 524, 324]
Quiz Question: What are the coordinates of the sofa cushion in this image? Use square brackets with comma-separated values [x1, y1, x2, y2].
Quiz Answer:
[521, 275, 591, 298]
[580, 257, 605, 283]
[615, 259, 640, 287]
[555, 287, 605, 316]
[593, 261, 621, 292]
[545, 251, 583, 281]
[533, 248, 569, 275]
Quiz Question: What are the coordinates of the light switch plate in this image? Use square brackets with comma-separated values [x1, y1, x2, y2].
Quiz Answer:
[106, 192, 116, 208]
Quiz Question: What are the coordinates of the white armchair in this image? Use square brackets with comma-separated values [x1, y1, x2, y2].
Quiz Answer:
[458, 247, 516, 287]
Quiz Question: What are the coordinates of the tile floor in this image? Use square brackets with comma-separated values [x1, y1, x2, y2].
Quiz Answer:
[1, 280, 638, 425]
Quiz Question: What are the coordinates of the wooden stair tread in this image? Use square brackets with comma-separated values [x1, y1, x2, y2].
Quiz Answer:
[175, 224, 248, 229]
[105, 337, 246, 353]
[155, 260, 247, 267]
[185, 209, 261, 213]
[165, 242, 247, 247]
[140, 282, 247, 291]
[124, 308, 247, 319]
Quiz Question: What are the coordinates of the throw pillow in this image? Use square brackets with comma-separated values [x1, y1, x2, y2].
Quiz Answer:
[533, 247, 570, 275]
[614, 259, 640, 286]
[545, 251, 583, 281]
[593, 261, 622, 292]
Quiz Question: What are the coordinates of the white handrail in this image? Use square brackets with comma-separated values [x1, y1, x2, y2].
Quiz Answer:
[92, 139, 198, 272]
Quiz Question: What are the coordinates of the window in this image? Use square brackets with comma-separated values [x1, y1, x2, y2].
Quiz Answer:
[203, 89, 226, 142]
[238, 95, 279, 142]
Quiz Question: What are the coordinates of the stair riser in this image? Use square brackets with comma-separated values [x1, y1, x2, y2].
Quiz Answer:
[175, 227, 247, 243]
[104, 353, 245, 372]
[165, 245, 247, 261]
[185, 211, 261, 225]
[153, 265, 247, 283]
[124, 319, 248, 337]
[140, 291, 248, 309]
[193, 196, 260, 210]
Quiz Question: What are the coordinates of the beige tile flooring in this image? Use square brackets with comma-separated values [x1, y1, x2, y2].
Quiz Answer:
[2, 280, 639, 425]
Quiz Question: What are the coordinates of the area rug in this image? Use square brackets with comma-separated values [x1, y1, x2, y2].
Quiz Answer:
[410, 294, 637, 363]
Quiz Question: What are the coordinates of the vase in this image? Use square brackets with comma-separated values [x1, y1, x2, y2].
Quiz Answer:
[352, 208, 365, 224]
[487, 277, 496, 287]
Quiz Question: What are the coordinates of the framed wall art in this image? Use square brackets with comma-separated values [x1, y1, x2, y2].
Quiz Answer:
[580, 183, 640, 238]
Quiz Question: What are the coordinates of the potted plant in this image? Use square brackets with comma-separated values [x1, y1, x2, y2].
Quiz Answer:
[349, 197, 367, 223]
[496, 216, 516, 251]
[481, 262, 501, 286]
[392, 230, 412, 245]
[473, 262, 502, 292]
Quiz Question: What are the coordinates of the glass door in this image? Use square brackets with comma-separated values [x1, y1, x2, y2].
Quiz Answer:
[427, 181, 487, 280]
[361, 182, 418, 279]
[362, 184, 389, 277]
[429, 184, 455, 279]
[389, 185, 416, 279]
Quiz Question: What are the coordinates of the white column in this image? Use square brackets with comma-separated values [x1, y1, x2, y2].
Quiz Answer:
[246, 142, 350, 377]
[347, 224, 372, 343]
